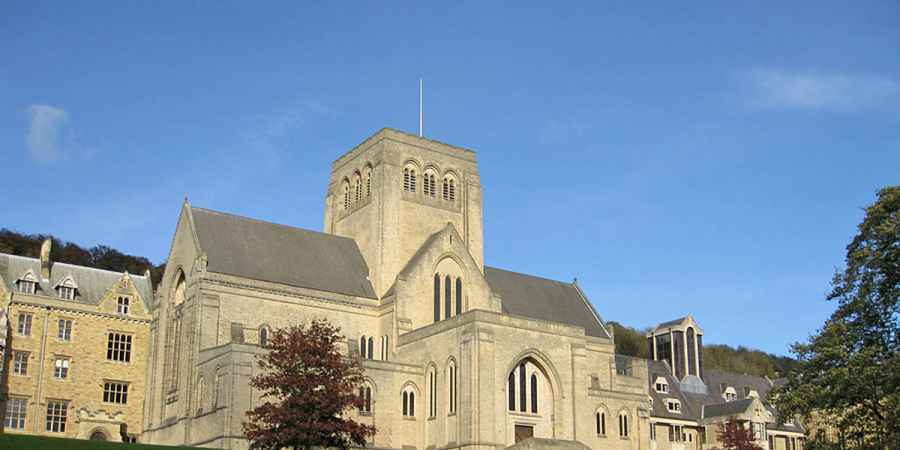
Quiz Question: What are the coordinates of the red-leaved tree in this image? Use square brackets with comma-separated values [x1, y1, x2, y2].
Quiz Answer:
[243, 319, 376, 450]
[718, 418, 764, 450]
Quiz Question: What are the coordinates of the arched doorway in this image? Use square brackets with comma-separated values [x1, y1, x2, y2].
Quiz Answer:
[505, 357, 555, 444]
[89, 430, 108, 441]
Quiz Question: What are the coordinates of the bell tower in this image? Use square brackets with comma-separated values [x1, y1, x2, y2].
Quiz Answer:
[324, 128, 484, 298]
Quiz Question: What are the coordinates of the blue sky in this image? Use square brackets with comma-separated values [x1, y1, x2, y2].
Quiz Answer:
[2, 2, 898, 355]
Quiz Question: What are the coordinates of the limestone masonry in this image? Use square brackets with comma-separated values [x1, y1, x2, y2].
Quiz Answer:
[1, 128, 806, 450]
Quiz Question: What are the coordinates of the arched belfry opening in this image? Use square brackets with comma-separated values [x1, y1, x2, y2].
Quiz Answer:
[505, 356, 556, 444]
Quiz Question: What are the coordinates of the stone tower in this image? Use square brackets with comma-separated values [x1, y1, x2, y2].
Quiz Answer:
[324, 128, 484, 298]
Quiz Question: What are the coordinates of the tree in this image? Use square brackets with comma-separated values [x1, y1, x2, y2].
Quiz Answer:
[717, 418, 763, 450]
[773, 186, 900, 448]
[243, 319, 376, 450]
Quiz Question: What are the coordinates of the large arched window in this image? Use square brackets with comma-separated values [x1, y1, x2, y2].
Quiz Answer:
[403, 166, 417, 192]
[433, 274, 441, 323]
[618, 410, 630, 437]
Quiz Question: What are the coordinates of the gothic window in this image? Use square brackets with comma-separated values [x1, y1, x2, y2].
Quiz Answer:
[359, 336, 368, 359]
[403, 166, 417, 193]
[442, 176, 456, 201]
[530, 373, 538, 413]
[455, 277, 462, 315]
[402, 387, 416, 417]
[368, 337, 374, 360]
[433, 274, 441, 323]
[354, 172, 362, 204]
[359, 385, 372, 413]
[444, 275, 452, 319]
[448, 360, 457, 414]
[428, 366, 437, 418]
[173, 271, 186, 306]
[196, 377, 204, 413]
[381, 335, 389, 361]
[259, 326, 269, 347]
[618, 411, 630, 437]
[519, 363, 526, 412]
[596, 411, 606, 435]
[342, 179, 351, 209]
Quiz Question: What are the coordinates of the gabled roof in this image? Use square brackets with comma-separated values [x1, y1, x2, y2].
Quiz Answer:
[190, 207, 376, 299]
[484, 266, 610, 338]
[0, 253, 153, 306]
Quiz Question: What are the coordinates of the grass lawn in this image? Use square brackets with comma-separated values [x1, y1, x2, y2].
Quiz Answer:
[0, 434, 198, 450]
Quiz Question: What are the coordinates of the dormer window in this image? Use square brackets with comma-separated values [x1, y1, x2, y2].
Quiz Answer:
[666, 399, 681, 413]
[723, 386, 737, 402]
[654, 377, 669, 393]
[58, 286, 75, 300]
[16, 280, 36, 294]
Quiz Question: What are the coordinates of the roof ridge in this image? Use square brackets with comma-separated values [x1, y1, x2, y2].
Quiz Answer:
[485, 265, 573, 286]
[51, 261, 149, 278]
[191, 207, 351, 241]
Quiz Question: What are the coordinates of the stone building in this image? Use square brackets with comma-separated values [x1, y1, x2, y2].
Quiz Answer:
[0, 240, 153, 442]
[644, 316, 806, 450]
[140, 128, 651, 449]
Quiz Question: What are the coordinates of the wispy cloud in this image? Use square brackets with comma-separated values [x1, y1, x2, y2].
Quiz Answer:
[737, 68, 900, 111]
[25, 104, 69, 161]
[24, 104, 97, 161]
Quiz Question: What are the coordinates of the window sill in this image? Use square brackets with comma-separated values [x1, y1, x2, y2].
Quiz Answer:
[448, 412, 456, 417]
[402, 416, 416, 421]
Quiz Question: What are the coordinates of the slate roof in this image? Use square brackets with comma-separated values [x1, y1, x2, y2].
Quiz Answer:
[484, 266, 610, 338]
[645, 359, 805, 433]
[703, 398, 754, 418]
[190, 207, 377, 299]
[0, 253, 153, 306]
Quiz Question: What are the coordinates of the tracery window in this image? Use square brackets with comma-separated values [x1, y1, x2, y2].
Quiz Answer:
[596, 411, 606, 435]
[354, 172, 362, 204]
[359, 385, 372, 413]
[423, 170, 437, 197]
[402, 387, 416, 417]
[618, 411, 630, 437]
[364, 165, 373, 198]
[343, 179, 351, 209]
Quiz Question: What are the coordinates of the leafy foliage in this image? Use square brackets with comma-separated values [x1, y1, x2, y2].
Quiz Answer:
[243, 319, 376, 450]
[717, 418, 763, 450]
[0, 228, 165, 287]
[773, 186, 900, 449]
[609, 321, 797, 378]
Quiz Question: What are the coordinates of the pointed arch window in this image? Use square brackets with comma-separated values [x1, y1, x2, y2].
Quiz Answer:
[359, 386, 372, 413]
[367, 337, 374, 360]
[402, 388, 416, 417]
[596, 411, 606, 435]
[455, 277, 462, 316]
[359, 336, 368, 359]
[519, 363, 526, 412]
[444, 275, 452, 319]
[433, 274, 441, 323]
[423, 171, 437, 197]
[354, 172, 362, 203]
[618, 411, 629, 437]
[364, 165, 372, 198]
[530, 373, 538, 413]
[259, 326, 269, 347]
[448, 361, 457, 414]
[428, 367, 437, 418]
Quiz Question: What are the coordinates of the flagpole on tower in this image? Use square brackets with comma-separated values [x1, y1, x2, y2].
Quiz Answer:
[419, 77, 424, 137]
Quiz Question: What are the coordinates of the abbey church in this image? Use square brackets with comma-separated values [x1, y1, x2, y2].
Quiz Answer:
[1, 128, 806, 450]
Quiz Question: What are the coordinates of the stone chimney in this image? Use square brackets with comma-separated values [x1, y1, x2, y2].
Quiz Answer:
[40, 238, 52, 281]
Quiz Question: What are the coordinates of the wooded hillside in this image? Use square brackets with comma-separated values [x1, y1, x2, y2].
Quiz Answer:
[0, 229, 165, 288]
